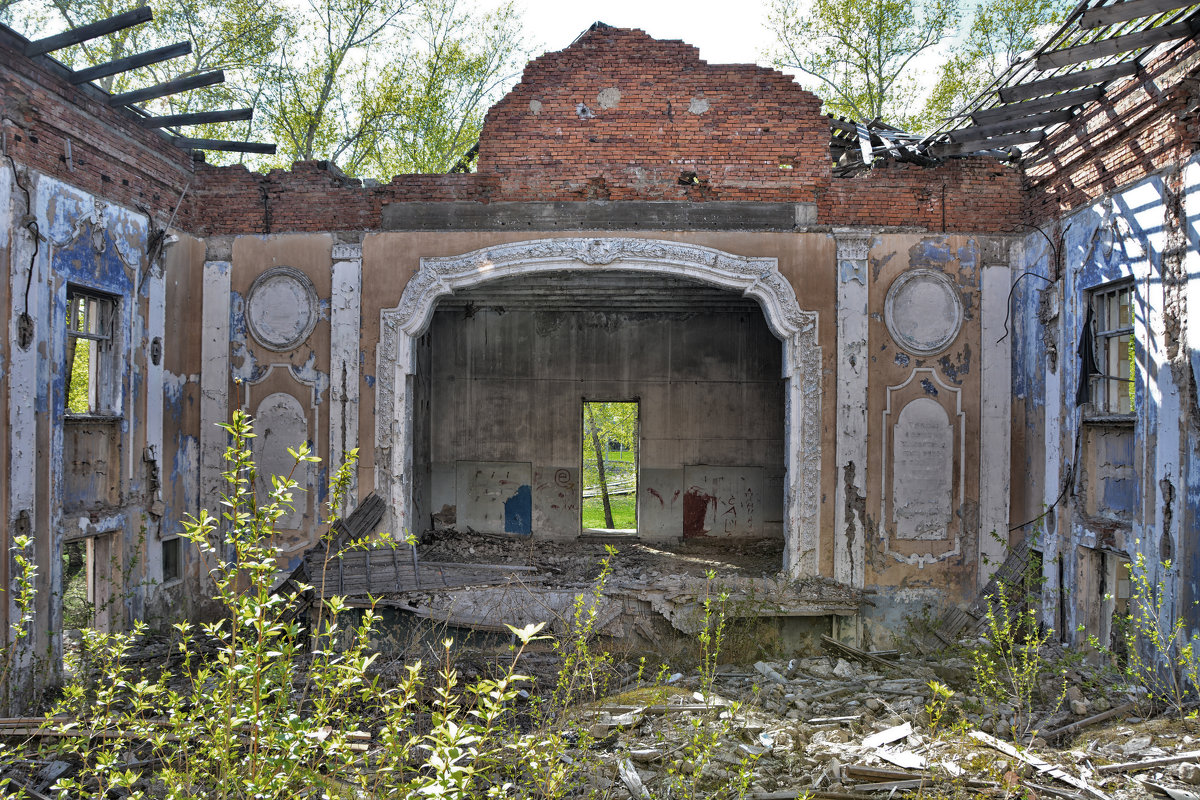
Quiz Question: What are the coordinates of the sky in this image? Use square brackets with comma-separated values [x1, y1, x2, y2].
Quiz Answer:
[513, 0, 780, 69]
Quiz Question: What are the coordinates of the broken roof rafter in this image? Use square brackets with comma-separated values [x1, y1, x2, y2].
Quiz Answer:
[12, 6, 278, 156]
[1035, 17, 1200, 69]
[172, 137, 276, 154]
[972, 86, 1105, 123]
[917, 0, 1200, 161]
[108, 70, 226, 107]
[1080, 0, 1200, 28]
[23, 5, 151, 57]
[997, 62, 1139, 103]
[70, 40, 192, 85]
[948, 109, 1076, 141]
[138, 108, 254, 128]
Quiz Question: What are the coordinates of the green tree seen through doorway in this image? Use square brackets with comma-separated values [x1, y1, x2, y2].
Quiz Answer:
[581, 400, 638, 532]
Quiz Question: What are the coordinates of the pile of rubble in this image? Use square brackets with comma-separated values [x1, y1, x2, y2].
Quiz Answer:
[553, 650, 1200, 800]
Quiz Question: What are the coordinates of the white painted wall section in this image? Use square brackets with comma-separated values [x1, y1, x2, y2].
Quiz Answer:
[199, 261, 231, 511]
[979, 261, 1013, 587]
[330, 244, 362, 509]
[833, 233, 871, 588]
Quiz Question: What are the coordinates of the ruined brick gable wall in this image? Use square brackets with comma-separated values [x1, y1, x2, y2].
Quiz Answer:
[0, 29, 195, 221]
[476, 25, 830, 202]
[189, 24, 1025, 235]
[1022, 37, 1200, 225]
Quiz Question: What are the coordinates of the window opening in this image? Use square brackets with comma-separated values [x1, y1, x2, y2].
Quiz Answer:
[581, 400, 639, 535]
[1090, 282, 1135, 415]
[162, 537, 182, 583]
[66, 288, 115, 414]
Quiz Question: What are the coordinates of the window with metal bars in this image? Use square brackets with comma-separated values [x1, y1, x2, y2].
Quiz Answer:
[66, 288, 115, 414]
[1090, 281, 1135, 415]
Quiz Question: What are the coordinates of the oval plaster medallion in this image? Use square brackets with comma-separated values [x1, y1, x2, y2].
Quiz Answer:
[884, 269, 964, 356]
[246, 267, 318, 352]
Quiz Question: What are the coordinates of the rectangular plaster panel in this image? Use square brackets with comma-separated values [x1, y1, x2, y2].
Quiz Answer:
[455, 460, 533, 536]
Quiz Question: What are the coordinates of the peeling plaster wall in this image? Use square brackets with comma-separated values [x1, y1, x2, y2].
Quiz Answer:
[1012, 166, 1200, 645]
[0, 163, 202, 708]
[422, 305, 785, 541]
[857, 234, 996, 646]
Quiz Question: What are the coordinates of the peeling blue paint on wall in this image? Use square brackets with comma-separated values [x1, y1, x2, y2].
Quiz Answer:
[504, 485, 532, 535]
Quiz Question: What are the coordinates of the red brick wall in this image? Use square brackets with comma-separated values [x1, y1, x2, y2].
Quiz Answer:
[476, 24, 830, 203]
[1022, 38, 1200, 225]
[1, 30, 195, 219]
[185, 24, 1024, 234]
[190, 161, 496, 235]
[821, 158, 1024, 231]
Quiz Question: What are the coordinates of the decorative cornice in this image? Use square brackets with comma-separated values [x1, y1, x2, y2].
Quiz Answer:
[834, 233, 873, 262]
[332, 242, 362, 261]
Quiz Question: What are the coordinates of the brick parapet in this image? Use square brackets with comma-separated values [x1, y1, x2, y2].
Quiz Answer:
[820, 158, 1023, 232]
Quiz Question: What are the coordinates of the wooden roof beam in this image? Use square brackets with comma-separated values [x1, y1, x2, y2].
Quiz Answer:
[71, 41, 191, 85]
[972, 86, 1104, 124]
[138, 108, 253, 128]
[1035, 18, 1200, 70]
[25, 6, 152, 57]
[930, 129, 1046, 157]
[947, 109, 1074, 141]
[1080, 0, 1200, 29]
[108, 70, 224, 106]
[173, 137, 276, 154]
[998, 62, 1138, 103]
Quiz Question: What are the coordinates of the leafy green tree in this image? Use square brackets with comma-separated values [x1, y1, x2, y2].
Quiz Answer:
[582, 402, 638, 529]
[920, 0, 1069, 128]
[768, 0, 959, 129]
[3, 0, 527, 177]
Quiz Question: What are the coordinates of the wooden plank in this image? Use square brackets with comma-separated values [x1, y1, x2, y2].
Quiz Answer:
[25, 6, 152, 57]
[999, 62, 1139, 103]
[1036, 19, 1200, 70]
[972, 87, 1104, 124]
[71, 41, 191, 85]
[172, 137, 276, 154]
[931, 129, 1046, 157]
[1097, 749, 1200, 773]
[829, 117, 858, 136]
[109, 70, 225, 106]
[138, 108, 253, 128]
[970, 731, 1112, 800]
[1080, 0, 1200, 29]
[948, 109, 1074, 142]
[1044, 702, 1137, 739]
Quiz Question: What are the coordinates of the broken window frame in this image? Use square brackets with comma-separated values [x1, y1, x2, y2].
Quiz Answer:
[65, 286, 117, 416]
[1089, 280, 1136, 416]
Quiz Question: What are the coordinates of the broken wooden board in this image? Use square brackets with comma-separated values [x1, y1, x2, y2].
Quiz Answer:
[970, 730, 1111, 800]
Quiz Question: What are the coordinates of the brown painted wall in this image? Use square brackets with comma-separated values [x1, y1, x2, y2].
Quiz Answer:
[864, 235, 983, 602]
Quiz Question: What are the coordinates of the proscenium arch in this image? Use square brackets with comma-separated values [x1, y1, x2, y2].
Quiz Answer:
[375, 237, 822, 575]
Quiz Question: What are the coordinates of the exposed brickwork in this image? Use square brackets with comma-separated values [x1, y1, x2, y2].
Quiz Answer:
[476, 25, 830, 203]
[191, 161, 495, 235]
[0, 29, 195, 221]
[1022, 38, 1200, 225]
[821, 158, 1023, 231]
[188, 24, 1023, 235]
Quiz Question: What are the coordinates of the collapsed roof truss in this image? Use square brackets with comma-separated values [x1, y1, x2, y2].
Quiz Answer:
[831, 0, 1200, 169]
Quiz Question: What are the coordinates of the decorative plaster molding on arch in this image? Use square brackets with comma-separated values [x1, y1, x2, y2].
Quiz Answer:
[375, 237, 823, 575]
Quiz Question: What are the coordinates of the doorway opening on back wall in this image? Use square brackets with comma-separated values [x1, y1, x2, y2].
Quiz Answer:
[581, 400, 639, 536]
